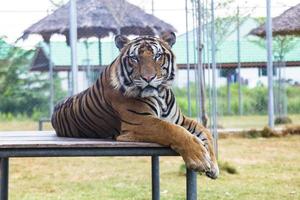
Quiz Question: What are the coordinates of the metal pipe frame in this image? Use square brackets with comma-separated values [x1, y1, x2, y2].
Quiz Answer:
[266, 0, 274, 128]
[0, 149, 197, 200]
[186, 168, 197, 200]
[151, 156, 160, 200]
[0, 158, 9, 200]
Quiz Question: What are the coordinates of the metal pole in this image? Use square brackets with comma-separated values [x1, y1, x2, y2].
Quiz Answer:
[98, 37, 102, 75]
[185, 0, 191, 116]
[0, 158, 9, 200]
[197, 0, 207, 127]
[151, 156, 160, 200]
[38, 120, 43, 131]
[205, 0, 213, 132]
[266, 0, 274, 128]
[210, 0, 218, 158]
[192, 0, 200, 121]
[237, 5, 243, 115]
[70, 0, 78, 95]
[48, 42, 54, 117]
[151, 0, 154, 15]
[84, 41, 91, 86]
[186, 168, 197, 200]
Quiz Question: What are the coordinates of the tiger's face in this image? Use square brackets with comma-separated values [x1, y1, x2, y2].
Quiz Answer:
[111, 32, 176, 98]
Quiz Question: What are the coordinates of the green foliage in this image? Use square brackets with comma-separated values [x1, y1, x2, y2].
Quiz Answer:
[0, 37, 67, 118]
[243, 129, 262, 138]
[249, 18, 298, 61]
[218, 161, 238, 174]
[173, 83, 300, 117]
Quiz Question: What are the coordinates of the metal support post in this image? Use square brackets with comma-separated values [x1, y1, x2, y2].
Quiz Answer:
[70, 0, 78, 95]
[266, 0, 274, 128]
[48, 42, 54, 117]
[186, 169, 197, 200]
[151, 156, 160, 200]
[211, 0, 219, 158]
[0, 158, 9, 200]
[38, 120, 43, 131]
[237, 5, 243, 115]
[185, 0, 191, 116]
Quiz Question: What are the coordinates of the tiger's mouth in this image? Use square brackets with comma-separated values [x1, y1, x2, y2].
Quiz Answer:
[139, 85, 159, 98]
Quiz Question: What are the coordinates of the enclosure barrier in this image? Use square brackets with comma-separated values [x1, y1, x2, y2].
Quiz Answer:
[38, 118, 51, 131]
[0, 132, 197, 200]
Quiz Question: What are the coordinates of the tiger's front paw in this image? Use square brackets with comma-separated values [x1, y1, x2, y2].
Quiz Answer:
[179, 135, 218, 179]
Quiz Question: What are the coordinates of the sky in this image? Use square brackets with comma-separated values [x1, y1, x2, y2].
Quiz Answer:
[0, 0, 299, 47]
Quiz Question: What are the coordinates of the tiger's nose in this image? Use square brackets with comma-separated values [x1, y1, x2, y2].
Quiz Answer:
[141, 74, 156, 82]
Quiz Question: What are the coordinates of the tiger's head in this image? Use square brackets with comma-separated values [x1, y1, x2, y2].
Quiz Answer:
[110, 32, 176, 98]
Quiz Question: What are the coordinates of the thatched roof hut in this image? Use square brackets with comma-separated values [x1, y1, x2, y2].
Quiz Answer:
[250, 3, 300, 37]
[21, 0, 176, 42]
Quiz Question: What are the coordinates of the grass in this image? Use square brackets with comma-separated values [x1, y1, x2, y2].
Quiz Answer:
[5, 136, 299, 200]
[0, 119, 299, 199]
[217, 114, 300, 129]
[1, 114, 300, 131]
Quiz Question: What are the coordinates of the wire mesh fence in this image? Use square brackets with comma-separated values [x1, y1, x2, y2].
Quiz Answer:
[0, 0, 300, 130]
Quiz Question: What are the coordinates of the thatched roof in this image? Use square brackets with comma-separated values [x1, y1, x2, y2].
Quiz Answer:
[21, 0, 176, 42]
[250, 3, 300, 37]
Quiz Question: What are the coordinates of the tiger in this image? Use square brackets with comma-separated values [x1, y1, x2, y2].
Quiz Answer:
[51, 32, 219, 179]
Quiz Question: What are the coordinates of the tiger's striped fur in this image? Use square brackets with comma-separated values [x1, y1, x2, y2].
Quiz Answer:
[51, 33, 219, 179]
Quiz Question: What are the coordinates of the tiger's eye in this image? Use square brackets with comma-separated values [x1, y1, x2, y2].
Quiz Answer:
[129, 55, 138, 62]
[154, 53, 163, 60]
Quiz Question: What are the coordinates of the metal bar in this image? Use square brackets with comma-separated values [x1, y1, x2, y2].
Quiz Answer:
[0, 148, 178, 158]
[186, 168, 197, 200]
[70, 0, 78, 94]
[38, 120, 43, 131]
[266, 0, 274, 128]
[210, 0, 218, 158]
[192, 0, 200, 121]
[237, 5, 243, 115]
[0, 158, 9, 200]
[185, 0, 191, 117]
[38, 119, 51, 131]
[151, 156, 160, 200]
[48, 42, 54, 117]
[98, 37, 102, 74]
[197, 0, 207, 127]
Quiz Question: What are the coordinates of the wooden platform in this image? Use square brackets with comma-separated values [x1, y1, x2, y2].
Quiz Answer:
[0, 131, 199, 200]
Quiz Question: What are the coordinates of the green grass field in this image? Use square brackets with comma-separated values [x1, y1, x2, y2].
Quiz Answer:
[1, 114, 299, 131]
[5, 136, 300, 200]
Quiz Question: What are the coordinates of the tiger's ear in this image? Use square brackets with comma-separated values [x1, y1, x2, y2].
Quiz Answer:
[115, 35, 130, 50]
[160, 32, 176, 47]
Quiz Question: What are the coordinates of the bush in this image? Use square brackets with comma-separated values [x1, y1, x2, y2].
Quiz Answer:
[274, 116, 292, 125]
[244, 129, 261, 138]
[218, 161, 238, 174]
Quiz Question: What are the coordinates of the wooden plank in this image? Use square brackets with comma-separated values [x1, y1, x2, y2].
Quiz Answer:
[0, 131, 164, 149]
[0, 140, 163, 148]
[0, 131, 56, 137]
[0, 137, 116, 141]
[0, 131, 55, 137]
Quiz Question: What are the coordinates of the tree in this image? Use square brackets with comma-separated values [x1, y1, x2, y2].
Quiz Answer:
[249, 18, 298, 119]
[0, 37, 66, 118]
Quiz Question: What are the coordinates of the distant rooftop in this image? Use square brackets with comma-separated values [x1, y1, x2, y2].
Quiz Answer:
[31, 18, 300, 71]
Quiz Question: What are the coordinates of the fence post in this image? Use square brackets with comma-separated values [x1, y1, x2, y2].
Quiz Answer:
[38, 120, 43, 131]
